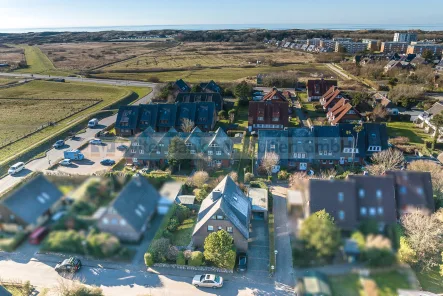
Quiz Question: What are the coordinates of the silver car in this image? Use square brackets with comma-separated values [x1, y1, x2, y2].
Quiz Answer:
[192, 274, 223, 289]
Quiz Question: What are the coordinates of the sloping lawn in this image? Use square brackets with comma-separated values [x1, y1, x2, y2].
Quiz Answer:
[415, 268, 443, 293]
[329, 274, 362, 296]
[171, 216, 197, 247]
[387, 121, 431, 144]
[372, 271, 411, 296]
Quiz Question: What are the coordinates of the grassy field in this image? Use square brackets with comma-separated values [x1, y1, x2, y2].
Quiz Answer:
[0, 77, 19, 86]
[170, 216, 197, 246]
[415, 268, 443, 293]
[0, 81, 151, 163]
[387, 121, 431, 144]
[15, 45, 72, 76]
[329, 271, 411, 296]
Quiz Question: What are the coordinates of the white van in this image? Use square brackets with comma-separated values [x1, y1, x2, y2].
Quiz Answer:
[88, 118, 99, 128]
[8, 162, 25, 175]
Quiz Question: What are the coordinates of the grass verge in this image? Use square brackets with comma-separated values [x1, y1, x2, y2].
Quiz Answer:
[268, 213, 275, 273]
[415, 268, 443, 293]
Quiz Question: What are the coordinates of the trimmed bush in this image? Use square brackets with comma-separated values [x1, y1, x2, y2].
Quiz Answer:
[87, 231, 121, 258]
[176, 251, 186, 265]
[149, 237, 170, 263]
[41, 230, 84, 254]
[277, 170, 290, 180]
[188, 251, 204, 266]
[166, 245, 179, 261]
[363, 248, 397, 267]
[167, 217, 180, 232]
[144, 252, 154, 267]
[175, 204, 191, 223]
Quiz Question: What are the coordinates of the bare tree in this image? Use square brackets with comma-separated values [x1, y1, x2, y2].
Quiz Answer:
[228, 171, 238, 182]
[181, 118, 195, 133]
[370, 104, 389, 122]
[367, 148, 404, 175]
[261, 152, 280, 177]
[289, 171, 309, 191]
[401, 209, 443, 270]
[317, 168, 337, 180]
[192, 171, 209, 188]
[408, 160, 443, 200]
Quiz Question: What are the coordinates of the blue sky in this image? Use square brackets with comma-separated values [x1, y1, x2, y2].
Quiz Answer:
[0, 0, 441, 29]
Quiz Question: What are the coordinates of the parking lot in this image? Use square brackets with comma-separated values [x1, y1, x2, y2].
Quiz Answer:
[53, 141, 128, 175]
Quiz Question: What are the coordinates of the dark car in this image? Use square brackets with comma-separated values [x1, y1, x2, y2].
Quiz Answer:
[53, 140, 65, 148]
[117, 144, 128, 151]
[55, 257, 82, 273]
[100, 159, 115, 166]
[236, 253, 248, 272]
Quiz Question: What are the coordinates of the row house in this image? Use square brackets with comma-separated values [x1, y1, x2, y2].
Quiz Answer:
[307, 79, 338, 102]
[173, 79, 192, 94]
[199, 80, 223, 94]
[288, 171, 434, 232]
[175, 92, 223, 112]
[326, 98, 362, 126]
[320, 86, 342, 110]
[248, 88, 289, 132]
[257, 123, 388, 172]
[115, 102, 217, 136]
[125, 126, 233, 169]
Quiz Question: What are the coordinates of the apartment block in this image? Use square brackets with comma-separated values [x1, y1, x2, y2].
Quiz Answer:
[380, 42, 409, 53]
[335, 42, 367, 54]
[362, 39, 380, 51]
[407, 44, 443, 55]
[394, 32, 418, 43]
[319, 40, 336, 50]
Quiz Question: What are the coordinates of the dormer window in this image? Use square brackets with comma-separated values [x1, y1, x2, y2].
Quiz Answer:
[208, 151, 213, 155]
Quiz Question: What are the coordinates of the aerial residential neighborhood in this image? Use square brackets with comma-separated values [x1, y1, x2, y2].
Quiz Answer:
[1, 3, 443, 295]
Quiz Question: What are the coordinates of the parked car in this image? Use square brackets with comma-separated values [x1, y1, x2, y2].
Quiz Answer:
[51, 211, 67, 221]
[8, 162, 25, 175]
[89, 139, 102, 145]
[59, 159, 72, 166]
[55, 257, 82, 273]
[29, 226, 49, 245]
[192, 274, 223, 289]
[64, 149, 84, 160]
[236, 253, 248, 272]
[53, 140, 65, 148]
[100, 159, 115, 166]
[117, 144, 128, 151]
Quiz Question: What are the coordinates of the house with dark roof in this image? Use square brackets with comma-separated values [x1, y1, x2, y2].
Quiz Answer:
[326, 98, 362, 126]
[194, 102, 217, 131]
[307, 179, 359, 231]
[157, 104, 178, 132]
[338, 124, 366, 166]
[386, 171, 434, 216]
[174, 79, 191, 93]
[96, 175, 160, 242]
[176, 92, 223, 112]
[126, 127, 233, 169]
[288, 127, 316, 171]
[314, 126, 342, 168]
[248, 88, 289, 132]
[307, 79, 338, 102]
[199, 80, 222, 94]
[139, 104, 159, 131]
[347, 175, 397, 229]
[115, 105, 141, 136]
[0, 175, 64, 232]
[192, 176, 251, 252]
[364, 123, 389, 155]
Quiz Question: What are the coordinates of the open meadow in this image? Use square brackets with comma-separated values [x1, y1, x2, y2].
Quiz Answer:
[0, 80, 151, 162]
[0, 44, 24, 69]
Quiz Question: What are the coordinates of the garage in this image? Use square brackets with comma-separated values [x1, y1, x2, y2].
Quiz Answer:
[248, 187, 268, 221]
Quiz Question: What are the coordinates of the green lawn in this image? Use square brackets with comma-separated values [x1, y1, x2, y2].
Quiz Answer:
[0, 77, 19, 86]
[171, 216, 197, 246]
[415, 268, 443, 293]
[387, 121, 431, 144]
[302, 103, 326, 119]
[236, 106, 249, 129]
[15, 45, 73, 76]
[329, 271, 411, 296]
[0, 80, 151, 164]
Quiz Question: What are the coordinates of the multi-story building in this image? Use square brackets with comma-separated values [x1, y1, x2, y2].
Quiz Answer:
[333, 37, 353, 42]
[335, 42, 367, 54]
[362, 39, 380, 51]
[394, 32, 418, 43]
[307, 79, 338, 101]
[380, 42, 409, 53]
[319, 40, 336, 50]
[406, 44, 443, 55]
[248, 88, 289, 131]
[307, 38, 323, 46]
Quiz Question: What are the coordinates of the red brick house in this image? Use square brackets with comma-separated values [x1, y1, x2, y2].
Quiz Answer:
[307, 79, 337, 101]
[320, 86, 342, 110]
[248, 88, 289, 132]
[327, 98, 362, 126]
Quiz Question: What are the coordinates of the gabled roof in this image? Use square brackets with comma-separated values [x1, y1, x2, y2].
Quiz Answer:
[157, 104, 178, 127]
[194, 102, 216, 126]
[208, 127, 233, 156]
[109, 176, 160, 233]
[176, 102, 197, 125]
[323, 88, 342, 109]
[175, 92, 223, 111]
[338, 124, 366, 158]
[424, 102, 443, 117]
[386, 171, 434, 213]
[174, 79, 191, 92]
[193, 176, 251, 239]
[257, 129, 290, 162]
[115, 105, 140, 129]
[200, 80, 222, 94]
[262, 87, 287, 101]
[2, 175, 64, 225]
[314, 126, 341, 159]
[307, 79, 338, 97]
[139, 104, 158, 128]
[364, 123, 388, 150]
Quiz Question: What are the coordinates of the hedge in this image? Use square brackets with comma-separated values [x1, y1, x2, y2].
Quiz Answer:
[0, 231, 27, 252]
[188, 251, 204, 266]
[144, 252, 154, 267]
[176, 251, 186, 265]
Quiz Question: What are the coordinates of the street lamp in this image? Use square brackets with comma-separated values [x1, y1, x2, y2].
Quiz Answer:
[81, 240, 88, 257]
[274, 250, 278, 270]
[271, 265, 275, 276]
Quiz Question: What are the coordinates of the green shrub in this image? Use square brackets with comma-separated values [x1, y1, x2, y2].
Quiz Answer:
[149, 238, 170, 263]
[175, 204, 191, 223]
[244, 172, 254, 183]
[398, 236, 417, 265]
[41, 230, 84, 254]
[188, 251, 204, 266]
[363, 248, 397, 267]
[87, 231, 121, 258]
[144, 252, 154, 267]
[351, 231, 366, 251]
[176, 251, 186, 265]
[167, 217, 180, 232]
[277, 170, 290, 180]
[0, 231, 27, 252]
[70, 200, 97, 216]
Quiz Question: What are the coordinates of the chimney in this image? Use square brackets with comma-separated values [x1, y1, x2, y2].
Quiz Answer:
[212, 189, 222, 200]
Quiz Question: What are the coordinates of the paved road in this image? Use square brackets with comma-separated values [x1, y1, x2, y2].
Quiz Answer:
[0, 88, 157, 197]
[272, 184, 295, 288]
[0, 72, 159, 88]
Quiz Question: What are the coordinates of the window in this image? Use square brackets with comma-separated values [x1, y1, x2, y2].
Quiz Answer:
[216, 151, 222, 156]
[211, 215, 216, 220]
[338, 192, 344, 202]
[112, 219, 118, 225]
[376, 190, 382, 199]
[208, 150, 213, 155]
[207, 225, 214, 231]
[227, 226, 233, 233]
[348, 157, 353, 162]
[359, 189, 365, 198]
[272, 117, 279, 122]
[369, 207, 376, 216]
[218, 226, 222, 230]
[378, 207, 384, 215]
[159, 143, 164, 147]
[164, 151, 168, 155]
[258, 116, 264, 121]
[400, 186, 407, 195]
[139, 150, 144, 154]
[322, 160, 327, 164]
[190, 150, 196, 154]
[329, 160, 333, 164]
[417, 187, 424, 196]
[131, 149, 136, 153]
[360, 207, 367, 216]
[270, 145, 276, 149]
[156, 151, 160, 155]
[339, 210, 345, 220]
[319, 151, 323, 155]
[216, 215, 224, 220]
[102, 218, 109, 224]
